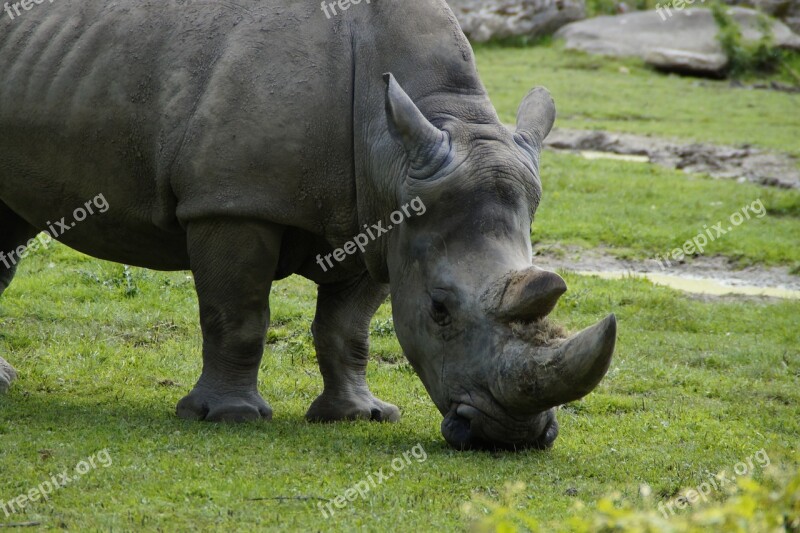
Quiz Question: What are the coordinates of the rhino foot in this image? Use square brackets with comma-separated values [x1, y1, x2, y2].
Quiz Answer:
[306, 390, 401, 423]
[176, 386, 272, 422]
[0, 356, 17, 394]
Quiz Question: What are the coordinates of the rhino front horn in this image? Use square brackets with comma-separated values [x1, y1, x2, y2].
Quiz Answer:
[488, 268, 567, 322]
[491, 314, 617, 412]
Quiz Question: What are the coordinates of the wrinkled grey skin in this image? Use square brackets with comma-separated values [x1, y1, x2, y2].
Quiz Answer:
[0, 0, 616, 450]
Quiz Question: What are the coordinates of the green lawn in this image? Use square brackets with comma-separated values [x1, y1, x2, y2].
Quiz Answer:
[534, 152, 800, 268]
[1, 44, 799, 531]
[475, 43, 800, 156]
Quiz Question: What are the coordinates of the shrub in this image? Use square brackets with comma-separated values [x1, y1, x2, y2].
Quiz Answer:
[464, 462, 800, 532]
[711, 2, 784, 78]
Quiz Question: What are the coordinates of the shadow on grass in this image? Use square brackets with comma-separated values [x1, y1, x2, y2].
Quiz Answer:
[0, 390, 454, 457]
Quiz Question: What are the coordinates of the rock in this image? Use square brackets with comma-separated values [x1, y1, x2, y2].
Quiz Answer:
[448, 0, 586, 43]
[644, 48, 729, 75]
[544, 128, 800, 189]
[724, 0, 800, 33]
[0, 356, 17, 394]
[555, 7, 800, 75]
[789, 17, 800, 34]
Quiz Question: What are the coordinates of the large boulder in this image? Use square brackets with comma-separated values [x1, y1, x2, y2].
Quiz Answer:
[555, 7, 800, 75]
[448, 0, 586, 43]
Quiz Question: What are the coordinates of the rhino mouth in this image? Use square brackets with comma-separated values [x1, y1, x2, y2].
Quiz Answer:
[439, 313, 616, 451]
[438, 318, 566, 451]
[441, 402, 559, 451]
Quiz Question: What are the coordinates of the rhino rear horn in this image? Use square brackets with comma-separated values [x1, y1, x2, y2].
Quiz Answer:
[515, 87, 556, 158]
[383, 73, 451, 178]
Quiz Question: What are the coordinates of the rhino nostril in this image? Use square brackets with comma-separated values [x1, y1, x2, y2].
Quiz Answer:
[441, 411, 472, 450]
[532, 415, 559, 450]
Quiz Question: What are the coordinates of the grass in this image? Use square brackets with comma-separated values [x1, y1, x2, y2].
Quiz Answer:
[1, 247, 798, 531]
[534, 152, 800, 268]
[1, 43, 799, 531]
[475, 43, 800, 156]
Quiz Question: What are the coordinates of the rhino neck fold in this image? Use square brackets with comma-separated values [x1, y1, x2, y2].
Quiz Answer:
[349, 2, 500, 283]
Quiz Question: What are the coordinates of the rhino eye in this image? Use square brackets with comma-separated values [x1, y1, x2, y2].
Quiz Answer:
[430, 291, 452, 327]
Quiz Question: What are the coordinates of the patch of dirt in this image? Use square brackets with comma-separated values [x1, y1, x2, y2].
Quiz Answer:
[730, 80, 800, 94]
[532, 243, 800, 294]
[545, 128, 800, 189]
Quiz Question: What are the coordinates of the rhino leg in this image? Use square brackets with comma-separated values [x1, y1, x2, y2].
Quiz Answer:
[0, 202, 38, 394]
[306, 273, 400, 423]
[176, 220, 283, 422]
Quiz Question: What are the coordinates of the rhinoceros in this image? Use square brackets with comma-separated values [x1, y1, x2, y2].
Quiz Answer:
[0, 0, 616, 450]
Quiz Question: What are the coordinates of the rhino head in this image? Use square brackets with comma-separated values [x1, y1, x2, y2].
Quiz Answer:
[381, 75, 616, 450]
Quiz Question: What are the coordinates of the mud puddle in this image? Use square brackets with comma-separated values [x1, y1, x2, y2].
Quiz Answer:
[533, 245, 800, 300]
[544, 128, 800, 189]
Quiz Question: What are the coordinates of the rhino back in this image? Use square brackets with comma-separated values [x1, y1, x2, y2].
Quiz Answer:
[0, 1, 355, 268]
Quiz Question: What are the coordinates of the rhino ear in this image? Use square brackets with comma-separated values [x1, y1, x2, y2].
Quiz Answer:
[515, 87, 556, 158]
[383, 73, 451, 179]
